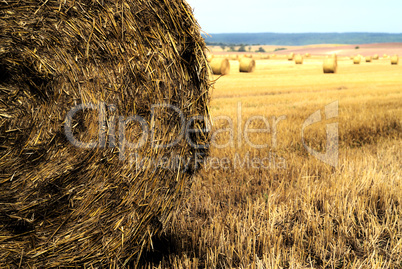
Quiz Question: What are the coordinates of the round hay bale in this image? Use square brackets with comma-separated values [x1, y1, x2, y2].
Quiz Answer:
[373, 54, 379, 60]
[353, 56, 361, 64]
[294, 54, 304, 64]
[383, 54, 388, 58]
[239, 57, 256, 73]
[0, 1, 211, 268]
[365, 56, 372, 62]
[391, 55, 399, 65]
[210, 58, 230, 75]
[288, 53, 295, 61]
[230, 54, 239, 60]
[207, 53, 214, 62]
[323, 58, 338, 73]
[305, 53, 311, 57]
[271, 54, 276, 58]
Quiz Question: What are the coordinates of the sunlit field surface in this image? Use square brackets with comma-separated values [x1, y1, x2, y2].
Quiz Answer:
[142, 56, 402, 268]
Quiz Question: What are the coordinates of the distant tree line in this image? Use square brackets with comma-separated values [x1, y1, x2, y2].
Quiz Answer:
[203, 33, 402, 46]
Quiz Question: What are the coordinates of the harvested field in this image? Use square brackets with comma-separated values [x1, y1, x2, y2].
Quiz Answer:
[140, 54, 402, 268]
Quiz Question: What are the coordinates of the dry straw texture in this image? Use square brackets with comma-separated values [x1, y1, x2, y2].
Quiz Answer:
[287, 52, 295, 61]
[323, 58, 337, 73]
[373, 54, 379, 60]
[353, 56, 361, 64]
[294, 54, 303, 64]
[366, 56, 372, 62]
[239, 57, 256, 73]
[391, 55, 399, 65]
[210, 58, 230, 75]
[0, 0, 211, 267]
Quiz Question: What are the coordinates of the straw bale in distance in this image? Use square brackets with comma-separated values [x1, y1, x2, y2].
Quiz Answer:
[305, 53, 311, 57]
[373, 54, 379, 60]
[210, 58, 230, 75]
[288, 53, 295, 61]
[294, 54, 304, 64]
[230, 54, 238, 60]
[0, 0, 211, 267]
[239, 57, 256, 73]
[207, 53, 214, 62]
[391, 55, 399, 65]
[353, 56, 361, 64]
[323, 58, 337, 73]
[365, 56, 372, 62]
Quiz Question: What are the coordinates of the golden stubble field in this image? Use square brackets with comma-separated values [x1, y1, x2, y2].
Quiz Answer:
[141, 56, 402, 268]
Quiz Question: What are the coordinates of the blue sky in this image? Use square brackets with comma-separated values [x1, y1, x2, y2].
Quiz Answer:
[186, 0, 402, 34]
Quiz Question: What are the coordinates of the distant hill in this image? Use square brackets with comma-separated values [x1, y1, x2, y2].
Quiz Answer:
[203, 33, 402, 46]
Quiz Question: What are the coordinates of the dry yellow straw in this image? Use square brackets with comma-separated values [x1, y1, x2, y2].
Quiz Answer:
[239, 57, 256, 73]
[294, 54, 303, 64]
[353, 56, 361, 64]
[210, 58, 230, 75]
[323, 58, 337, 73]
[391, 55, 399, 65]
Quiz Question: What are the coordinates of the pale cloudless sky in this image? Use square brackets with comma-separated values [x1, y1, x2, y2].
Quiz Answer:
[186, 0, 402, 33]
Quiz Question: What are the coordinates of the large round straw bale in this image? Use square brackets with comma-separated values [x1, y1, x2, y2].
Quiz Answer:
[391, 55, 399, 65]
[294, 54, 304, 64]
[239, 57, 256, 73]
[210, 58, 230, 75]
[373, 54, 379, 60]
[383, 54, 388, 58]
[288, 53, 295, 61]
[365, 56, 372, 62]
[0, 0, 211, 268]
[353, 56, 361, 64]
[323, 58, 338, 73]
